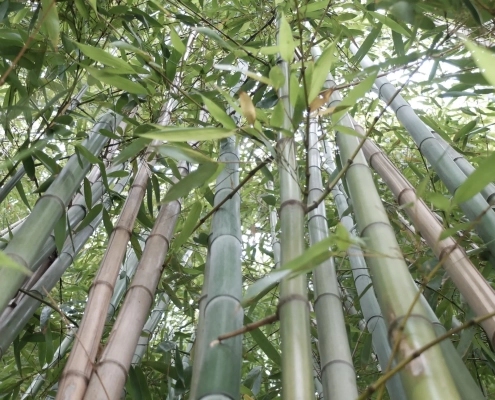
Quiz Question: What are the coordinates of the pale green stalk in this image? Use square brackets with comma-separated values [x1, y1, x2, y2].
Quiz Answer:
[307, 119, 358, 399]
[0, 112, 122, 314]
[315, 45, 460, 398]
[274, 14, 315, 400]
[351, 43, 495, 263]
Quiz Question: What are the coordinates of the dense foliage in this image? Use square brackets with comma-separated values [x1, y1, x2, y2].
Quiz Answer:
[0, 0, 495, 398]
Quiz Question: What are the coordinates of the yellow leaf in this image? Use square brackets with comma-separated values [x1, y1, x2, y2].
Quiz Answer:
[239, 91, 256, 125]
[314, 106, 336, 117]
[309, 88, 335, 113]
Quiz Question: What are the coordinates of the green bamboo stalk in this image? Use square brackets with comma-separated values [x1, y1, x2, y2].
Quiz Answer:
[274, 14, 315, 400]
[0, 112, 122, 314]
[83, 162, 188, 399]
[317, 50, 460, 398]
[307, 119, 358, 399]
[193, 136, 243, 399]
[350, 44, 495, 264]
[359, 126, 495, 344]
[322, 139, 407, 400]
[431, 131, 495, 205]
[0, 174, 130, 360]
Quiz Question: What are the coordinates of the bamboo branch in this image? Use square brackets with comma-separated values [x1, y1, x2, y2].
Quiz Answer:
[210, 313, 278, 346]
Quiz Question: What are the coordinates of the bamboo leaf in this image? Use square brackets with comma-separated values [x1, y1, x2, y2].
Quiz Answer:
[352, 24, 382, 63]
[245, 315, 281, 366]
[453, 119, 477, 142]
[173, 202, 202, 249]
[85, 66, 149, 94]
[453, 151, 495, 204]
[170, 27, 186, 55]
[308, 42, 336, 103]
[239, 91, 257, 125]
[112, 138, 150, 165]
[194, 27, 234, 51]
[158, 145, 215, 164]
[88, 0, 97, 14]
[139, 127, 234, 142]
[41, 0, 59, 48]
[16, 182, 31, 211]
[463, 38, 495, 87]
[332, 71, 377, 123]
[76, 203, 103, 232]
[163, 163, 220, 202]
[0, 251, 31, 275]
[278, 15, 295, 62]
[202, 96, 237, 129]
[269, 66, 285, 90]
[54, 213, 66, 254]
[75, 42, 136, 74]
[369, 12, 411, 37]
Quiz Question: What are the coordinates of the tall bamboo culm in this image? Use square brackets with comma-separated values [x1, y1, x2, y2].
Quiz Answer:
[316, 49, 460, 398]
[359, 124, 495, 345]
[56, 34, 195, 398]
[307, 119, 358, 399]
[274, 14, 314, 400]
[83, 162, 188, 399]
[193, 137, 243, 399]
[0, 112, 122, 314]
[431, 131, 495, 205]
[351, 44, 495, 264]
[0, 174, 130, 359]
[322, 139, 407, 400]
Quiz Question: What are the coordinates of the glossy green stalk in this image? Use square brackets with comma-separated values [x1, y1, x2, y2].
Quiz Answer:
[314, 46, 460, 398]
[307, 120, 358, 399]
[0, 112, 122, 314]
[274, 14, 314, 400]
[351, 44, 495, 263]
[194, 137, 243, 399]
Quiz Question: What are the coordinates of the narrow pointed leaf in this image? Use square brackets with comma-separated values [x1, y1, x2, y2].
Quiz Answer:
[453, 151, 495, 204]
[139, 127, 234, 142]
[163, 163, 220, 202]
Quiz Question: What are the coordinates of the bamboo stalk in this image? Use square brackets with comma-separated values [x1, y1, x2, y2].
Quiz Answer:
[358, 125, 495, 345]
[56, 33, 196, 399]
[316, 47, 460, 398]
[83, 162, 187, 400]
[193, 136, 244, 399]
[0, 112, 122, 314]
[322, 140, 407, 400]
[274, 14, 314, 400]
[307, 119, 358, 399]
[0, 175, 130, 360]
[431, 131, 495, 205]
[350, 43, 495, 264]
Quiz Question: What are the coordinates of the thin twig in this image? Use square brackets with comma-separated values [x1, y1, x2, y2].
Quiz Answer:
[211, 313, 278, 346]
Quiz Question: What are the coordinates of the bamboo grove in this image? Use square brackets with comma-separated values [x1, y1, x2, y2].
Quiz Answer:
[1, 0, 495, 399]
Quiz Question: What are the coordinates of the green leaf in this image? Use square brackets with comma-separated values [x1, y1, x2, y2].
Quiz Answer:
[159, 145, 214, 164]
[369, 11, 411, 37]
[334, 125, 362, 138]
[170, 27, 186, 55]
[194, 27, 234, 51]
[85, 66, 149, 95]
[202, 96, 237, 129]
[352, 24, 382, 63]
[463, 38, 495, 87]
[54, 213, 66, 254]
[243, 236, 335, 304]
[88, 0, 97, 14]
[278, 15, 295, 62]
[269, 66, 285, 90]
[245, 315, 281, 366]
[335, 223, 350, 251]
[163, 163, 220, 202]
[0, 251, 31, 275]
[139, 127, 234, 142]
[16, 182, 31, 211]
[332, 71, 377, 123]
[75, 42, 136, 74]
[453, 151, 495, 204]
[41, 0, 59, 48]
[76, 203, 103, 233]
[453, 119, 477, 142]
[308, 42, 336, 103]
[112, 138, 150, 165]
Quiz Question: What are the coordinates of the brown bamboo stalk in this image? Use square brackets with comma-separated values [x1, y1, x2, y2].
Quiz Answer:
[356, 122, 495, 345]
[82, 163, 187, 400]
[55, 148, 158, 399]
